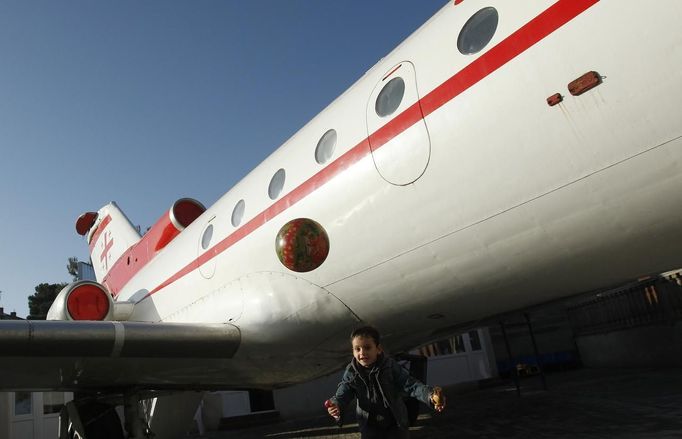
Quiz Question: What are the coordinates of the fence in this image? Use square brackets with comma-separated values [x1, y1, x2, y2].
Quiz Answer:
[567, 273, 682, 336]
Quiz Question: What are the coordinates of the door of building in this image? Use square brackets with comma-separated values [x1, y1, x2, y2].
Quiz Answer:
[10, 392, 72, 439]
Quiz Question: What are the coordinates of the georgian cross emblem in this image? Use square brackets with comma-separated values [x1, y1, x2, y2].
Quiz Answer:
[100, 231, 114, 271]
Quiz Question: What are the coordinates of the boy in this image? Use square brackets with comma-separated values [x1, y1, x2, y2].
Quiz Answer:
[326, 326, 445, 439]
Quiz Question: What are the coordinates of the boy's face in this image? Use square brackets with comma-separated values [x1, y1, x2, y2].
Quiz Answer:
[352, 335, 383, 367]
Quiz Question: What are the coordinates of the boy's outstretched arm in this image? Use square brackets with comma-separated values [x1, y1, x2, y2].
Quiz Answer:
[392, 360, 446, 412]
[326, 369, 356, 423]
[325, 399, 341, 422]
[431, 386, 446, 412]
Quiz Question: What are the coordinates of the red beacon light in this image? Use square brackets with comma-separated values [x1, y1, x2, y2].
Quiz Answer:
[66, 281, 112, 321]
[75, 212, 98, 236]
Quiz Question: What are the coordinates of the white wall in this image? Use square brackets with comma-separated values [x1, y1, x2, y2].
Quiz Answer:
[273, 371, 344, 420]
[421, 328, 497, 386]
[3, 392, 72, 439]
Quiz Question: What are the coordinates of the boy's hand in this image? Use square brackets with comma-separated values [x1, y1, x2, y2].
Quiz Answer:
[431, 386, 446, 412]
[324, 399, 340, 420]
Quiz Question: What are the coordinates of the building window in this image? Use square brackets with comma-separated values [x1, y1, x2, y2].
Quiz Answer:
[454, 334, 466, 353]
[43, 392, 67, 415]
[457, 7, 499, 55]
[468, 330, 482, 351]
[420, 333, 475, 357]
[436, 339, 453, 355]
[14, 392, 32, 416]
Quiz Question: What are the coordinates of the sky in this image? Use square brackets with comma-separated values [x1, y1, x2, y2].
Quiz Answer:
[0, 1, 447, 317]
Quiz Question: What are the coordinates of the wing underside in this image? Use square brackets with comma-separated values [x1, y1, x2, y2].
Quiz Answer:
[0, 320, 241, 392]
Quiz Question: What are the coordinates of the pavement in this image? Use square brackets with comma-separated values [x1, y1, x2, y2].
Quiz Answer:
[188, 368, 682, 438]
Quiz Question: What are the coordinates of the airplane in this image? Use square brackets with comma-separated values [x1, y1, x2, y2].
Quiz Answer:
[1, 0, 681, 437]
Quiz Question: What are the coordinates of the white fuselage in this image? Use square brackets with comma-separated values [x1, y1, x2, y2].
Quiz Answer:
[105, 0, 682, 387]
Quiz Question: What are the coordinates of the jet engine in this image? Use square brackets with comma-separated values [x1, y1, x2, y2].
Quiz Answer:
[47, 280, 116, 321]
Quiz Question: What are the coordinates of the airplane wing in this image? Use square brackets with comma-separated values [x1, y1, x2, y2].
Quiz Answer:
[0, 320, 241, 391]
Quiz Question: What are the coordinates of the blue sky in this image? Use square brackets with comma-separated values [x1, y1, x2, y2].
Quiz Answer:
[0, 1, 447, 317]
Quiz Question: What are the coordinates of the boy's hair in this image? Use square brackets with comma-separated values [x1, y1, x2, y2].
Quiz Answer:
[350, 326, 381, 346]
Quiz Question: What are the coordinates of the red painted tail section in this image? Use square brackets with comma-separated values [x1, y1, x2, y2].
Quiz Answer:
[102, 199, 206, 297]
[84, 202, 142, 285]
[78, 199, 206, 297]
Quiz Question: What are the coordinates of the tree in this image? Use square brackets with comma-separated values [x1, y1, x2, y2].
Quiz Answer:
[27, 283, 67, 320]
[67, 256, 79, 281]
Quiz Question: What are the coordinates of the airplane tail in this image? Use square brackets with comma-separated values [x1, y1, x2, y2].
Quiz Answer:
[76, 202, 141, 283]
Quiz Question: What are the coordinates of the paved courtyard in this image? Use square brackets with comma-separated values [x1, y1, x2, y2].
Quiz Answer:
[190, 368, 682, 438]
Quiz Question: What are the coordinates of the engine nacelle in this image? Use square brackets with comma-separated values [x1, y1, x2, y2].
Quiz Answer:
[145, 198, 206, 252]
[47, 281, 114, 321]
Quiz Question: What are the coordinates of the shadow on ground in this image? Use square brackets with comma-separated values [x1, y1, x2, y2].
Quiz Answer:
[192, 368, 682, 439]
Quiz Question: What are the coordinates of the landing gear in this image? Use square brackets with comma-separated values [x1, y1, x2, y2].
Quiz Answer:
[59, 400, 125, 439]
[123, 392, 154, 438]
[58, 392, 153, 439]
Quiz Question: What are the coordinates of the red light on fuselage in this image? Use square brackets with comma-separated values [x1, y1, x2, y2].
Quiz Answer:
[382, 64, 402, 82]
[568, 71, 602, 96]
[547, 93, 563, 106]
[76, 212, 98, 236]
[67, 284, 111, 320]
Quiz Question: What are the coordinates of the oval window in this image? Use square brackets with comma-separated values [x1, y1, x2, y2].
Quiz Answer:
[268, 168, 286, 200]
[375, 77, 405, 117]
[315, 129, 337, 165]
[231, 199, 245, 227]
[457, 7, 499, 55]
[201, 224, 213, 250]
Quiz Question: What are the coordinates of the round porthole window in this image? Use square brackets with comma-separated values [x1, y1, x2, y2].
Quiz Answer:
[457, 7, 499, 55]
[201, 224, 213, 250]
[375, 77, 405, 117]
[315, 129, 337, 165]
[231, 199, 245, 227]
[268, 168, 286, 200]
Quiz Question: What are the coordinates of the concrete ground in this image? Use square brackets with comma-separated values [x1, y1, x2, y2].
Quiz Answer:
[189, 368, 682, 438]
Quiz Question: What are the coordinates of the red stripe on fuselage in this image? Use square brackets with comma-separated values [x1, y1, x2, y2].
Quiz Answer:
[143, 139, 372, 298]
[420, 0, 599, 117]
[137, 0, 598, 301]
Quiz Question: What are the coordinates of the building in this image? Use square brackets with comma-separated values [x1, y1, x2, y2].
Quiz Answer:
[0, 311, 73, 439]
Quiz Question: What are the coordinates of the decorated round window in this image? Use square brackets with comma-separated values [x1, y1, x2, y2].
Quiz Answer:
[457, 7, 499, 55]
[275, 218, 330, 272]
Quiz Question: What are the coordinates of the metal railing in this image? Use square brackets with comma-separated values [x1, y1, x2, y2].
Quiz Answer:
[567, 274, 682, 336]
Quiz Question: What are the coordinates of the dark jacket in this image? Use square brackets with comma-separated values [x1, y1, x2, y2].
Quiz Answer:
[330, 355, 434, 429]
